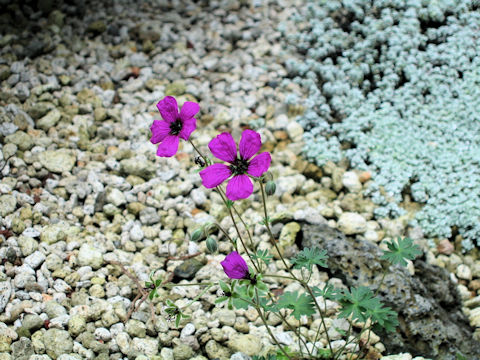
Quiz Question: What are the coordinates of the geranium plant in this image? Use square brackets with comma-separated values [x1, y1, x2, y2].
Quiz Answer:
[147, 96, 422, 360]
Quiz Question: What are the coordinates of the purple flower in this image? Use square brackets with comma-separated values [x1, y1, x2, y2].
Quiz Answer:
[199, 129, 271, 200]
[150, 96, 199, 157]
[221, 251, 249, 279]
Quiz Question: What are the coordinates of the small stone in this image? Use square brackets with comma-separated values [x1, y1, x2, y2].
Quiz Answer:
[173, 344, 194, 360]
[17, 235, 38, 256]
[342, 171, 362, 192]
[5, 131, 33, 151]
[337, 212, 367, 235]
[0, 195, 16, 216]
[120, 158, 155, 180]
[39, 149, 76, 173]
[22, 314, 44, 332]
[94, 107, 107, 122]
[131, 337, 159, 357]
[180, 323, 195, 338]
[332, 167, 345, 192]
[165, 81, 186, 96]
[279, 222, 301, 248]
[286, 121, 304, 142]
[129, 224, 144, 242]
[43, 329, 73, 359]
[11, 337, 34, 360]
[456, 264, 472, 281]
[213, 309, 236, 327]
[205, 340, 231, 360]
[437, 239, 454, 255]
[24, 251, 46, 269]
[0, 280, 13, 313]
[37, 109, 61, 130]
[125, 319, 146, 338]
[77, 244, 104, 269]
[227, 334, 262, 357]
[88, 20, 106, 34]
[173, 259, 204, 280]
[106, 187, 126, 207]
[40, 225, 66, 245]
[45, 301, 67, 319]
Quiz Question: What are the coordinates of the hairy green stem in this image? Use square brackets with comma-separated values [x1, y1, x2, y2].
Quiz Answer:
[254, 289, 294, 360]
[259, 180, 334, 356]
[216, 186, 260, 273]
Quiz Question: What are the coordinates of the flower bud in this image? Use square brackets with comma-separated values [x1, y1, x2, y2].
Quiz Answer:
[191, 228, 203, 242]
[206, 237, 218, 254]
[265, 181, 276, 196]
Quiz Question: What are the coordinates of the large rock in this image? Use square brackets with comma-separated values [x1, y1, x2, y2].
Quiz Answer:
[39, 149, 76, 173]
[301, 223, 480, 359]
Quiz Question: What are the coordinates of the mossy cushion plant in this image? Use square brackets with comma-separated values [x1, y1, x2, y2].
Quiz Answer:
[282, 0, 480, 250]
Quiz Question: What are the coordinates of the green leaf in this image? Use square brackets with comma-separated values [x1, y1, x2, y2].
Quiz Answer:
[232, 285, 252, 310]
[277, 291, 316, 320]
[148, 289, 156, 300]
[255, 280, 268, 292]
[290, 247, 328, 272]
[226, 200, 234, 208]
[175, 314, 181, 328]
[338, 286, 378, 322]
[155, 278, 162, 287]
[259, 216, 271, 225]
[145, 281, 152, 288]
[380, 237, 422, 267]
[368, 301, 398, 333]
[312, 283, 340, 300]
[251, 249, 273, 266]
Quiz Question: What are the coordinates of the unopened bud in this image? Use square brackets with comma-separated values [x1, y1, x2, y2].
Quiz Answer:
[191, 228, 203, 242]
[206, 237, 218, 254]
[265, 181, 276, 196]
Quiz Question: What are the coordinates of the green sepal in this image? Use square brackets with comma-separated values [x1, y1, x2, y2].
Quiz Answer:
[219, 280, 230, 294]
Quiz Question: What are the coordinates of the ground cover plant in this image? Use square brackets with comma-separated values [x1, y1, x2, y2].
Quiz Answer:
[281, 0, 480, 250]
[145, 96, 422, 359]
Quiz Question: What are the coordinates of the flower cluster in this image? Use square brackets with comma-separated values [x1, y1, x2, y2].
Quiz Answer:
[150, 96, 271, 201]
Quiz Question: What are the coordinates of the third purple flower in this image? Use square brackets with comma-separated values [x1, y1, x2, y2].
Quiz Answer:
[199, 129, 271, 200]
[221, 251, 249, 279]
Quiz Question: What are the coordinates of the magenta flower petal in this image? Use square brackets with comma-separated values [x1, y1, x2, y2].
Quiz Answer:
[179, 101, 200, 121]
[247, 152, 271, 177]
[239, 129, 261, 160]
[221, 251, 249, 279]
[226, 174, 253, 201]
[178, 117, 197, 140]
[150, 120, 171, 144]
[156, 96, 178, 123]
[199, 164, 232, 188]
[156, 135, 179, 157]
[209, 132, 237, 163]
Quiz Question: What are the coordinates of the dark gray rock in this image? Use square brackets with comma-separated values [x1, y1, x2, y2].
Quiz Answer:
[301, 223, 480, 360]
[173, 259, 204, 281]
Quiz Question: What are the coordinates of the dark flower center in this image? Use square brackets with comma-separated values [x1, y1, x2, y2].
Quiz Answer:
[229, 157, 249, 175]
[169, 118, 183, 135]
[245, 272, 257, 284]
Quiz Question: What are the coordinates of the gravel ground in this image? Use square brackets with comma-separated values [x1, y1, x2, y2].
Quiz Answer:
[0, 0, 479, 359]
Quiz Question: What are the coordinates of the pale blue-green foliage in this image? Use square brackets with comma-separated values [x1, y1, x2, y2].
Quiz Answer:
[283, 0, 480, 249]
